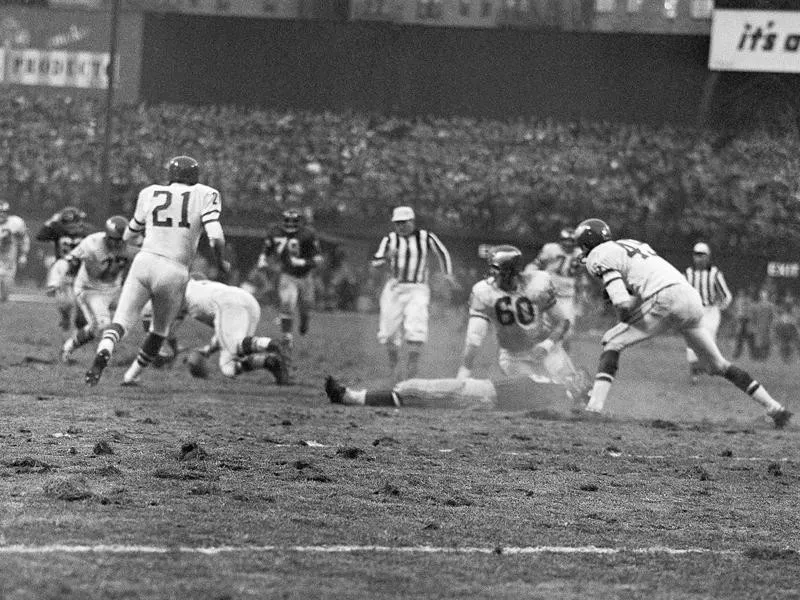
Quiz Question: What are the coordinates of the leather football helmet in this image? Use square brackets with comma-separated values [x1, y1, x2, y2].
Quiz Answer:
[282, 208, 302, 233]
[489, 245, 523, 292]
[167, 155, 199, 185]
[104, 215, 128, 241]
[573, 219, 612, 254]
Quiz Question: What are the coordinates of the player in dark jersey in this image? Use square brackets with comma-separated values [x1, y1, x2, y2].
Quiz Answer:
[256, 208, 323, 366]
[39, 206, 94, 331]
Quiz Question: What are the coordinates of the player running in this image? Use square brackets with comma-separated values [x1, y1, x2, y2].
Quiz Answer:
[38, 206, 94, 331]
[573, 218, 791, 428]
[255, 207, 323, 369]
[524, 227, 583, 348]
[49, 216, 138, 363]
[85, 155, 228, 386]
[0, 200, 29, 302]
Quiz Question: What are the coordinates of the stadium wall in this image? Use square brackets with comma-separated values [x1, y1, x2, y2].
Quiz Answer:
[140, 15, 710, 125]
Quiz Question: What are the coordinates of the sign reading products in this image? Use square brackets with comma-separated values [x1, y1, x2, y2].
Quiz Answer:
[0, 48, 110, 88]
[709, 9, 800, 73]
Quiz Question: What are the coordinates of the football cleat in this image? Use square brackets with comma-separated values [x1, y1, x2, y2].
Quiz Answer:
[299, 312, 309, 336]
[325, 376, 347, 404]
[85, 349, 110, 386]
[771, 408, 792, 429]
[264, 353, 290, 385]
[186, 349, 209, 379]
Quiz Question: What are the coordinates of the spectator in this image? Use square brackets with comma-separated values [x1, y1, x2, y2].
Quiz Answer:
[774, 293, 800, 363]
[750, 287, 776, 361]
[731, 286, 756, 360]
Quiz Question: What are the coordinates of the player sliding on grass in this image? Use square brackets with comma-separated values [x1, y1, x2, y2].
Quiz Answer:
[573, 218, 792, 428]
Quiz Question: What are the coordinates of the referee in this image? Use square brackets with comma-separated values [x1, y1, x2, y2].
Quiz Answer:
[371, 206, 458, 381]
[685, 242, 733, 383]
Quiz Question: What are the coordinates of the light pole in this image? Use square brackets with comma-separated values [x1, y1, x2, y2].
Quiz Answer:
[100, 0, 120, 212]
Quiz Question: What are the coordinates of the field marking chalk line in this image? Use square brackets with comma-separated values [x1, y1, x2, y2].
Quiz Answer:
[0, 544, 744, 556]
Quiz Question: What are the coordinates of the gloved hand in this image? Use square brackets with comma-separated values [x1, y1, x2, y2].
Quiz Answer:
[289, 256, 307, 268]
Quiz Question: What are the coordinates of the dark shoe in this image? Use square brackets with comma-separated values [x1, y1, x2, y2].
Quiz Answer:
[85, 350, 110, 386]
[325, 376, 347, 404]
[771, 409, 792, 429]
[264, 353, 290, 385]
[299, 313, 309, 336]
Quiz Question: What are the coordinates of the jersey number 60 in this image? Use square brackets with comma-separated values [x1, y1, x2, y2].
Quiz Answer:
[495, 296, 536, 326]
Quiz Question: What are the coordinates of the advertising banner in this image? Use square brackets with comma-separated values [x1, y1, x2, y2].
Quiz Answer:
[2, 48, 110, 88]
[123, 0, 300, 19]
[0, 7, 142, 100]
[709, 9, 800, 72]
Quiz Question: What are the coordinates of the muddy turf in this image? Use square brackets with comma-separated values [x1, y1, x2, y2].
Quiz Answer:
[0, 294, 797, 599]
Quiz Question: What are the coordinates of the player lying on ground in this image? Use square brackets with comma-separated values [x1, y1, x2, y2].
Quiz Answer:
[573, 218, 792, 429]
[324, 373, 586, 413]
[133, 278, 289, 384]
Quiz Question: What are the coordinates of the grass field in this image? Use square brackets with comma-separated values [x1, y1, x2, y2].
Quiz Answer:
[0, 290, 798, 599]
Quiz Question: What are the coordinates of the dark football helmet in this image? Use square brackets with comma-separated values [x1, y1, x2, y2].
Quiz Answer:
[104, 215, 128, 248]
[167, 155, 199, 185]
[573, 219, 612, 254]
[282, 208, 302, 233]
[489, 245, 523, 292]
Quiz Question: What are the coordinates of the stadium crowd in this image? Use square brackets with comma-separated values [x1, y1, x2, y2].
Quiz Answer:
[2, 91, 800, 257]
[3, 91, 800, 355]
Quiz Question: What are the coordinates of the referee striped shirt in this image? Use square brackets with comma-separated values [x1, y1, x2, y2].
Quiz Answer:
[371, 229, 453, 284]
[685, 265, 733, 309]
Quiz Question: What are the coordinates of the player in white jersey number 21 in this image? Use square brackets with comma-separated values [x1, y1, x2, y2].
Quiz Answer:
[574, 218, 791, 429]
[85, 155, 229, 386]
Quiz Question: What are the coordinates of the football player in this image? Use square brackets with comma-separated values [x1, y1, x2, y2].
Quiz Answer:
[324, 372, 578, 413]
[573, 218, 791, 428]
[524, 227, 583, 348]
[158, 278, 288, 384]
[38, 206, 94, 330]
[85, 155, 229, 386]
[457, 245, 591, 402]
[0, 200, 30, 302]
[50, 216, 138, 363]
[256, 207, 323, 365]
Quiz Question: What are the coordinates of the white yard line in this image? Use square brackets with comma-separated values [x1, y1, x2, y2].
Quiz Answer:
[0, 543, 744, 556]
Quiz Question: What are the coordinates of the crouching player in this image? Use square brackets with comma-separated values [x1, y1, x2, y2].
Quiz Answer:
[325, 373, 578, 413]
[132, 278, 289, 384]
[457, 245, 591, 405]
[48, 216, 137, 363]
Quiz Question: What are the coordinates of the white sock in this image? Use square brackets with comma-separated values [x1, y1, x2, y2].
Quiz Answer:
[346, 389, 366, 406]
[586, 379, 612, 412]
[124, 361, 143, 384]
[751, 386, 783, 414]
